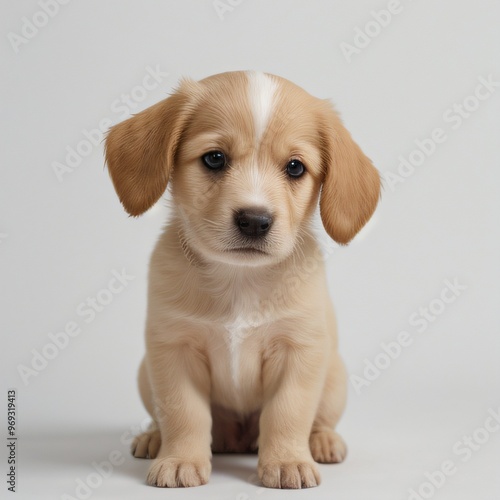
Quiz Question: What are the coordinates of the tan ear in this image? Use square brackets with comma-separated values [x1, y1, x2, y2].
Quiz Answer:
[319, 104, 381, 244]
[104, 84, 193, 216]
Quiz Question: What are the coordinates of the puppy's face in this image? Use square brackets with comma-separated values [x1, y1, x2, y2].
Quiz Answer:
[105, 71, 380, 266]
[172, 72, 325, 266]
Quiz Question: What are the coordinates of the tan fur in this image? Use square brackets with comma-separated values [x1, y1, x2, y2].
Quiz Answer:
[105, 71, 380, 489]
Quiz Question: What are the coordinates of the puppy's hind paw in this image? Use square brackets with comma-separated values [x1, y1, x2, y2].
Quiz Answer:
[310, 429, 347, 464]
[131, 426, 161, 459]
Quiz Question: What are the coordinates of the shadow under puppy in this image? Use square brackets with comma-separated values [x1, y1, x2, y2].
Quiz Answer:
[105, 71, 380, 489]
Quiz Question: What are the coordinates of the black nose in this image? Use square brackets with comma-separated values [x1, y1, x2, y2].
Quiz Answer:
[235, 209, 273, 238]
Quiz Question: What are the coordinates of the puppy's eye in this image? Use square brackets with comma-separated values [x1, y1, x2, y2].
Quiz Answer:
[202, 151, 227, 170]
[286, 159, 305, 178]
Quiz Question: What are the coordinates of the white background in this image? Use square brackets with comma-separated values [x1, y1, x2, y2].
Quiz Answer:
[1, 0, 499, 499]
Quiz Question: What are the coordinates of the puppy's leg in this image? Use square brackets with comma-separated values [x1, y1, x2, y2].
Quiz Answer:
[258, 338, 327, 489]
[146, 341, 212, 488]
[131, 358, 161, 458]
[309, 351, 348, 464]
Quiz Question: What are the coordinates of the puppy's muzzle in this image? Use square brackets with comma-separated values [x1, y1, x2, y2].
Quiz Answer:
[234, 208, 273, 238]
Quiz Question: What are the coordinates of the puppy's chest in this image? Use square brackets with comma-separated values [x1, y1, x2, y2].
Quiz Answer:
[203, 274, 297, 410]
[207, 300, 271, 411]
[223, 312, 264, 382]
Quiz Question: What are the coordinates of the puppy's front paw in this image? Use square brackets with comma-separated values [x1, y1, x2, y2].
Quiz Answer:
[310, 429, 347, 463]
[258, 460, 320, 489]
[147, 457, 211, 487]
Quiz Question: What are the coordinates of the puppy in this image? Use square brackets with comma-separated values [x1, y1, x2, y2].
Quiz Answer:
[105, 71, 380, 489]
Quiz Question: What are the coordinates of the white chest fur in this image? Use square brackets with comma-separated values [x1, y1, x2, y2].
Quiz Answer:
[224, 313, 265, 388]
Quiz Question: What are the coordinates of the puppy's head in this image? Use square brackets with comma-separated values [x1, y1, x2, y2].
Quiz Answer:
[105, 71, 380, 266]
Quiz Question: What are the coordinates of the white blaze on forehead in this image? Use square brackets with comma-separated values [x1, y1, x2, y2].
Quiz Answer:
[244, 71, 278, 206]
[246, 71, 278, 146]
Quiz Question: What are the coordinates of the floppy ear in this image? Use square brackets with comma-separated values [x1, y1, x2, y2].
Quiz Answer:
[104, 83, 193, 216]
[319, 104, 380, 244]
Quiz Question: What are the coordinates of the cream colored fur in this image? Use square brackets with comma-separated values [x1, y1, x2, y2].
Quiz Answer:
[105, 71, 380, 489]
